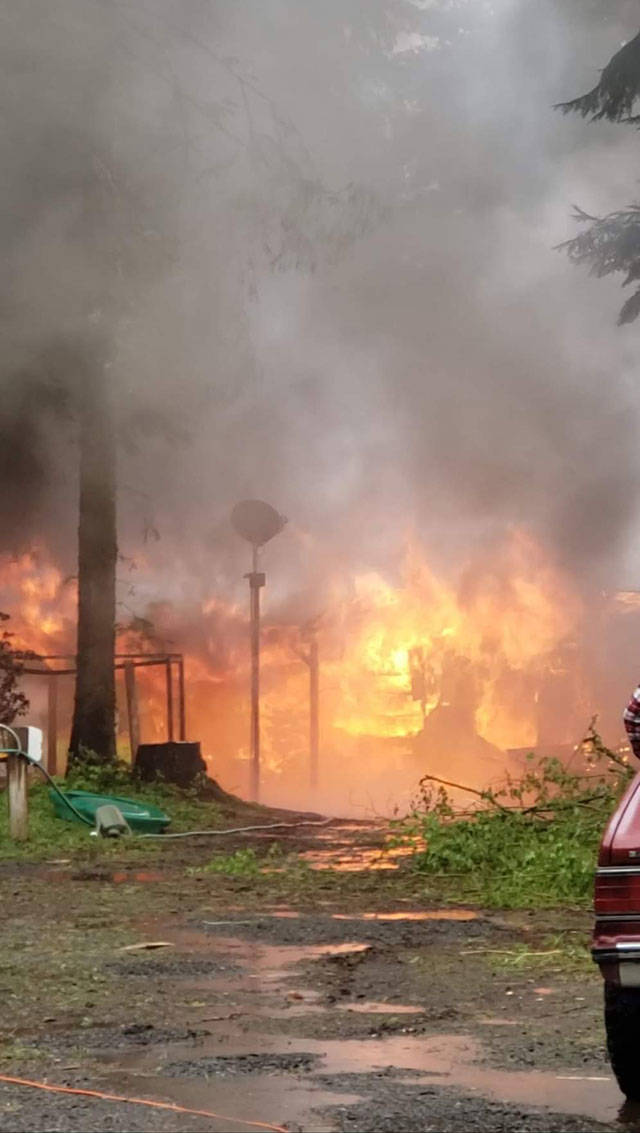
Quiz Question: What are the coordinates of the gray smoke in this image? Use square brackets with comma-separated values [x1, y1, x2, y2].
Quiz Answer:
[2, 0, 640, 616]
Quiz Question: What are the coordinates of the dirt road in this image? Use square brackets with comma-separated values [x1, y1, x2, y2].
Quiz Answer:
[0, 820, 635, 1132]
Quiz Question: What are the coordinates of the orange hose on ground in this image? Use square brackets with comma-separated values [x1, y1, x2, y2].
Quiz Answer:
[0, 1073, 288, 1132]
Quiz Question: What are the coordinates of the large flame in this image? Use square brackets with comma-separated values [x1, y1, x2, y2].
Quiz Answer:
[0, 549, 77, 655]
[312, 530, 580, 750]
[0, 530, 592, 811]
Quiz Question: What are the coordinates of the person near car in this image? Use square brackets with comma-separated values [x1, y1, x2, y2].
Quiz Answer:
[623, 682, 640, 759]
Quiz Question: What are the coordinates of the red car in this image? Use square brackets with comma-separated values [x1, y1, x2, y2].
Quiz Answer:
[593, 770, 640, 1098]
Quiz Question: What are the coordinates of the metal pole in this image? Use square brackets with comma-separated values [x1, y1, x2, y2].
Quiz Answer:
[247, 546, 265, 802]
[309, 635, 319, 791]
[124, 662, 140, 761]
[178, 655, 186, 742]
[47, 674, 58, 776]
[165, 658, 174, 742]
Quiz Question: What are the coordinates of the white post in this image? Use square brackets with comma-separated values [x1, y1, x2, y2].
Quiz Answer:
[7, 753, 28, 841]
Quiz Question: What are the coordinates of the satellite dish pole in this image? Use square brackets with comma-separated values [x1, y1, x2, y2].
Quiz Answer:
[297, 620, 320, 794]
[231, 500, 287, 802]
[247, 542, 263, 804]
[309, 631, 319, 792]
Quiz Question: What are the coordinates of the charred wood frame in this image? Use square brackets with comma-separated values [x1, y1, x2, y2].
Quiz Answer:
[16, 652, 186, 773]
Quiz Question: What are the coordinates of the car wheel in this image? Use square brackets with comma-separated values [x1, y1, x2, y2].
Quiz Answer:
[605, 981, 640, 1099]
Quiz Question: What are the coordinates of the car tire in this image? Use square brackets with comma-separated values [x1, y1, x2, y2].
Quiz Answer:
[604, 981, 640, 1099]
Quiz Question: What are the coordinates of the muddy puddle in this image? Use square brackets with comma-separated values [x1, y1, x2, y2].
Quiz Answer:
[109, 1022, 629, 1131]
[100, 924, 631, 1131]
[299, 845, 412, 871]
[331, 909, 478, 922]
[135, 929, 373, 1001]
[204, 907, 479, 925]
[108, 1008, 628, 1130]
[93, 1065, 359, 1132]
[334, 1001, 424, 1014]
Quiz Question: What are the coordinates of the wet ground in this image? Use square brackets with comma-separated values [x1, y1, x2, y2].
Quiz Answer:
[0, 819, 635, 1131]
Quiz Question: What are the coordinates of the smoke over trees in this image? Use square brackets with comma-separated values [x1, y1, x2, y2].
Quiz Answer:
[0, 3, 387, 763]
[2, 2, 640, 771]
[557, 29, 640, 326]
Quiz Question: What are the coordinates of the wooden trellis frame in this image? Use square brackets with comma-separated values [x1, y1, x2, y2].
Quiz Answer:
[17, 653, 186, 774]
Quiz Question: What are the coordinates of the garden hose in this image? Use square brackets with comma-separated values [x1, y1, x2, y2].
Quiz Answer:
[23, 755, 95, 828]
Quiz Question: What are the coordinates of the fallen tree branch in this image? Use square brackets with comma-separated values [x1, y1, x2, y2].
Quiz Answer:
[418, 773, 609, 820]
[519, 794, 607, 816]
[418, 774, 512, 814]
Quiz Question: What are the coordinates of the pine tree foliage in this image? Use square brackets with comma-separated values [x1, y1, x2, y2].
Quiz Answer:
[556, 29, 640, 324]
[556, 30, 640, 121]
[558, 205, 640, 326]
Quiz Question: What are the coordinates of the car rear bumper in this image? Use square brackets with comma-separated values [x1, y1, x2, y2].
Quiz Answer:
[593, 942, 640, 985]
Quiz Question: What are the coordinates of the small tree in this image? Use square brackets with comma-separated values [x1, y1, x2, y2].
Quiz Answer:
[556, 30, 640, 324]
[0, 613, 29, 725]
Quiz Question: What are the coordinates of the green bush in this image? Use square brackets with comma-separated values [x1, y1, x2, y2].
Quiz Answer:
[396, 723, 633, 908]
[65, 747, 133, 794]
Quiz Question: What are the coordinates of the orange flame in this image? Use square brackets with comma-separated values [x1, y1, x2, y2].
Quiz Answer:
[1, 530, 588, 810]
[0, 549, 76, 655]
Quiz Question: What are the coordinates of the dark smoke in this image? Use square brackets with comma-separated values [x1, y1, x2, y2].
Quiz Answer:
[2, 0, 640, 613]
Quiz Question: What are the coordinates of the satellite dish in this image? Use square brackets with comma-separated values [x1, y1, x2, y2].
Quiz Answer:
[231, 500, 287, 548]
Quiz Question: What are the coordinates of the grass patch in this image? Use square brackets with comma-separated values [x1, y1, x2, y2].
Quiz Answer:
[0, 918, 134, 1038]
[193, 846, 273, 878]
[0, 776, 225, 862]
[191, 844, 320, 895]
[465, 933, 592, 975]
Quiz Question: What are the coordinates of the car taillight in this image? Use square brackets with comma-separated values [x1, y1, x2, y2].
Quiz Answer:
[595, 870, 640, 914]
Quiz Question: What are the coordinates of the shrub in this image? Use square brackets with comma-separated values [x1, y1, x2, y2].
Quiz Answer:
[395, 722, 633, 908]
[0, 613, 29, 725]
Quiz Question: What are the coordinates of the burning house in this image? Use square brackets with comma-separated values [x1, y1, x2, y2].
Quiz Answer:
[4, 529, 635, 815]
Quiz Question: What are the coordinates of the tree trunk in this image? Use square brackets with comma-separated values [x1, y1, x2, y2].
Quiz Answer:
[67, 373, 117, 768]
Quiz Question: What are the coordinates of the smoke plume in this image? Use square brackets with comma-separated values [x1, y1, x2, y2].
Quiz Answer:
[3, 1, 640, 806]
